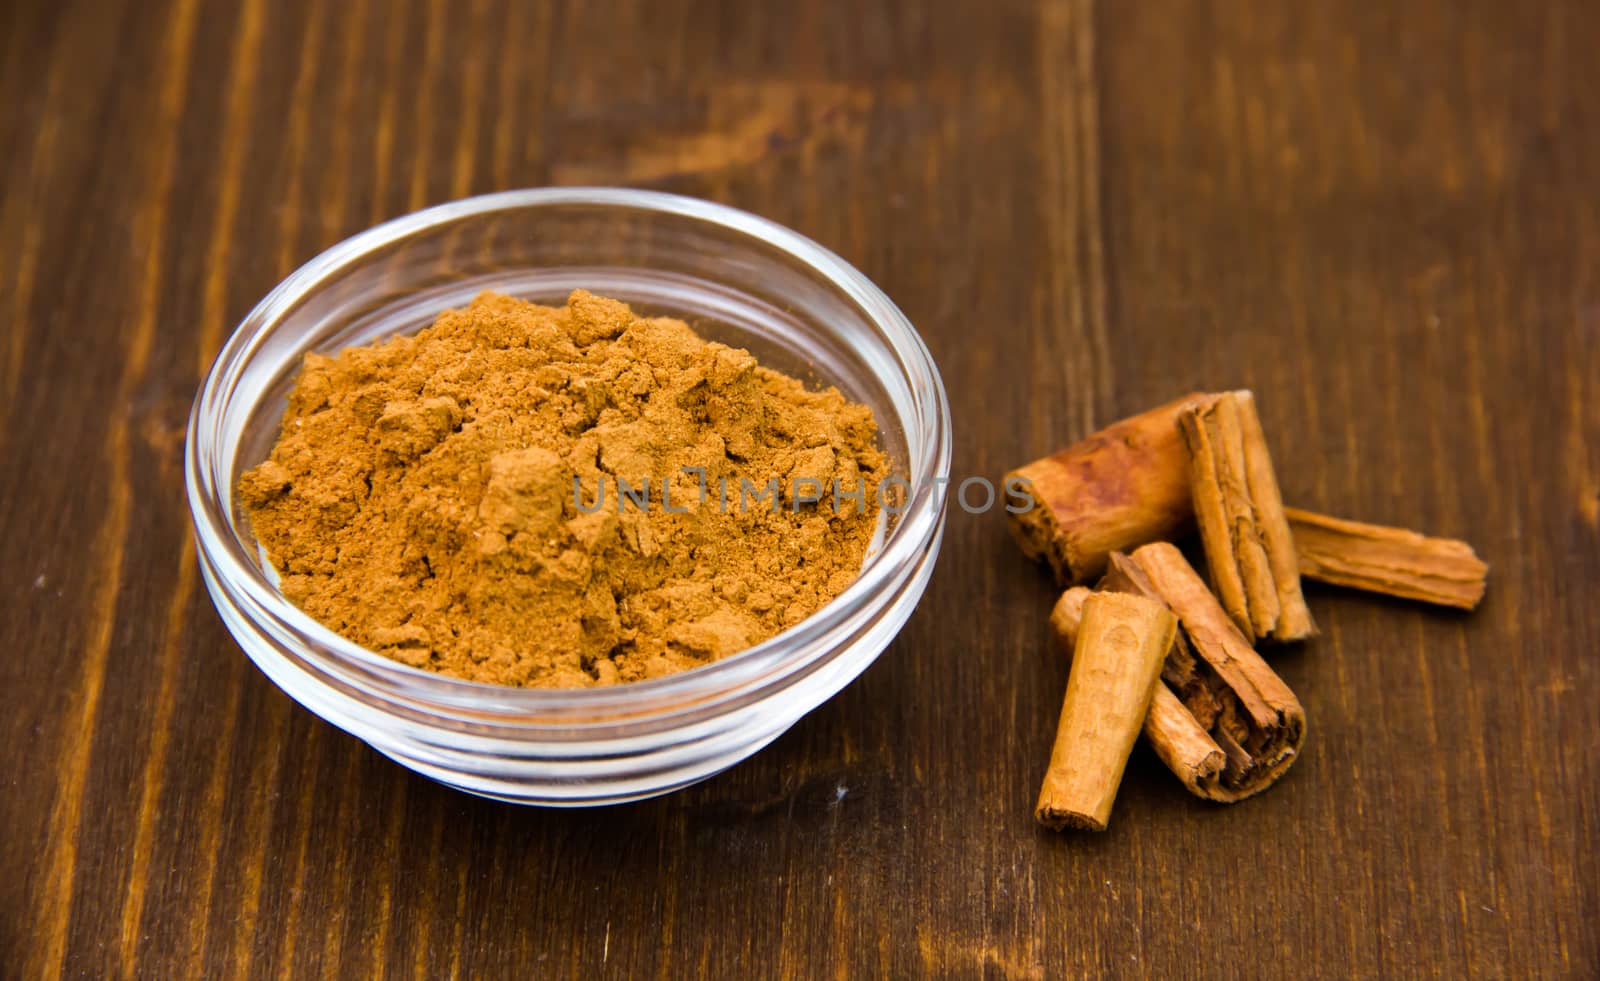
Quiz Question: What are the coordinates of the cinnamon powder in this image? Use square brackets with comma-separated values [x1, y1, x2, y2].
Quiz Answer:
[239, 290, 887, 687]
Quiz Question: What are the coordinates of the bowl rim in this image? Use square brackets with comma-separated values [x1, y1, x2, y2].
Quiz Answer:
[186, 187, 952, 716]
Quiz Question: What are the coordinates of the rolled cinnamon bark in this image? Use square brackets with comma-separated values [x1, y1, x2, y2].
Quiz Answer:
[1047, 587, 1093, 644]
[1236, 395, 1317, 639]
[1178, 392, 1315, 643]
[1007, 395, 1202, 585]
[1036, 592, 1175, 831]
[1286, 507, 1488, 609]
[1103, 544, 1307, 802]
[1049, 588, 1227, 797]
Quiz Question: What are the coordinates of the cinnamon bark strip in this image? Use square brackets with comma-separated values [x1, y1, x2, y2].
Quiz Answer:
[1103, 544, 1306, 801]
[1178, 391, 1316, 642]
[1036, 592, 1176, 831]
[1050, 588, 1227, 796]
[1047, 586, 1093, 643]
[1007, 394, 1202, 585]
[1286, 507, 1488, 609]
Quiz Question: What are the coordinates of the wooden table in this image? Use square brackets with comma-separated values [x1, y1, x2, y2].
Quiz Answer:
[5, 0, 1596, 976]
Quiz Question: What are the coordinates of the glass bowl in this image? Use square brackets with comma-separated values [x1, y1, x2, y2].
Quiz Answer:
[185, 188, 951, 805]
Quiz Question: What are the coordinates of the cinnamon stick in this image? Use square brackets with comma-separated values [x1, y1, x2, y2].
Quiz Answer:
[1286, 507, 1488, 609]
[1047, 586, 1093, 644]
[1036, 592, 1176, 831]
[1049, 587, 1227, 797]
[1007, 394, 1202, 584]
[1178, 391, 1315, 642]
[1104, 544, 1307, 801]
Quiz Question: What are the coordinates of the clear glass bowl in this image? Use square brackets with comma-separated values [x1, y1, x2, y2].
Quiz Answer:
[185, 188, 951, 805]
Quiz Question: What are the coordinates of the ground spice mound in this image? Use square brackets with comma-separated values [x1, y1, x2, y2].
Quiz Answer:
[239, 290, 888, 687]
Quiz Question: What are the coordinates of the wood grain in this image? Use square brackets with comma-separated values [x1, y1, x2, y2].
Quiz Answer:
[2, 0, 1596, 977]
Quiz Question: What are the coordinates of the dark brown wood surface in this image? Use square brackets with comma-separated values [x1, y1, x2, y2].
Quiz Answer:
[3, 0, 1596, 976]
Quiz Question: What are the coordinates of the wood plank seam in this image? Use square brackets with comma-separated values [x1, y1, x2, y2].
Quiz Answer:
[30, 0, 204, 976]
